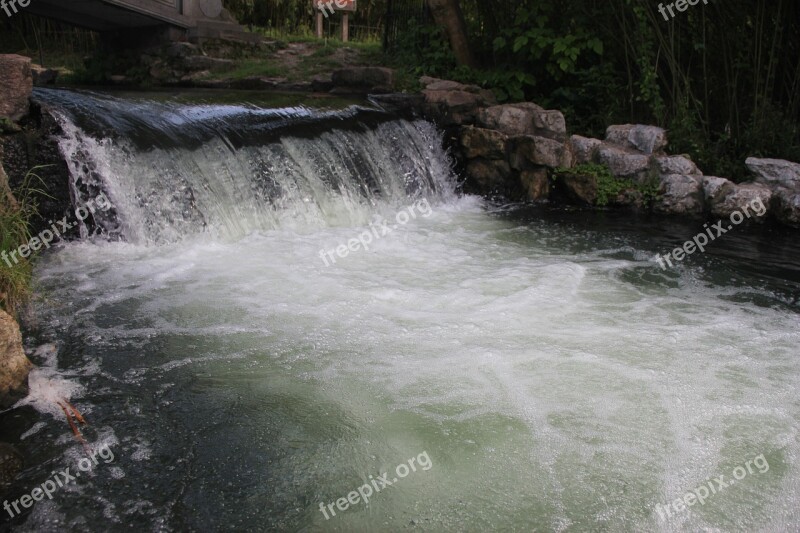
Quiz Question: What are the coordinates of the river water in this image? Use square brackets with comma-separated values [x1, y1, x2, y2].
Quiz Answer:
[3, 89, 799, 532]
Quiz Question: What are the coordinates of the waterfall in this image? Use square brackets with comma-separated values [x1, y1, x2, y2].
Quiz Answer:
[33, 88, 457, 244]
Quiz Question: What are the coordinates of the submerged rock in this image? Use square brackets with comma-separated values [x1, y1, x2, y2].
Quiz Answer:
[0, 442, 23, 493]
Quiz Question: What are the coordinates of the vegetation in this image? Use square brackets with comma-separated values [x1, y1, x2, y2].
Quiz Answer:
[0, 166, 47, 317]
[553, 164, 661, 207]
[387, 0, 800, 181]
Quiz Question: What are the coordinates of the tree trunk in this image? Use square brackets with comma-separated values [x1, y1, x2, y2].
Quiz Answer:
[427, 0, 476, 68]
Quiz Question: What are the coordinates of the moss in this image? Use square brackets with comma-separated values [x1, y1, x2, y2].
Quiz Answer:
[553, 164, 661, 207]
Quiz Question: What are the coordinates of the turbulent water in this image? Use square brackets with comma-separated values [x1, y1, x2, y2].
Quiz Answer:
[4, 89, 799, 532]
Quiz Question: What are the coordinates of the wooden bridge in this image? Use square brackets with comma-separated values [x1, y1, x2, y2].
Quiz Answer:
[25, 0, 258, 43]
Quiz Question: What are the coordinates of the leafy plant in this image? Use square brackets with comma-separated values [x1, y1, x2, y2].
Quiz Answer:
[553, 164, 661, 207]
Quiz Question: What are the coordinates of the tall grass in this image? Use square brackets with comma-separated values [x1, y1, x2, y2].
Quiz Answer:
[0, 166, 49, 317]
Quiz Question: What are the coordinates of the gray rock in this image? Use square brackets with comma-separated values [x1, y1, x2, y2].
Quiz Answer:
[745, 157, 800, 190]
[772, 189, 800, 226]
[605, 124, 668, 155]
[701, 176, 735, 205]
[0, 54, 32, 122]
[478, 103, 567, 141]
[422, 89, 492, 125]
[655, 155, 701, 176]
[460, 127, 507, 159]
[710, 182, 772, 220]
[508, 135, 567, 169]
[0, 309, 32, 409]
[596, 144, 652, 181]
[166, 42, 200, 58]
[570, 135, 602, 165]
[654, 174, 704, 215]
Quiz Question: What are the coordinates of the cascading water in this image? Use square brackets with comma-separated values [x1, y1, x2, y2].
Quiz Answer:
[4, 88, 799, 532]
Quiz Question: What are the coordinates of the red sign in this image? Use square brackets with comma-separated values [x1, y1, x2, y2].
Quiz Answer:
[315, 0, 356, 13]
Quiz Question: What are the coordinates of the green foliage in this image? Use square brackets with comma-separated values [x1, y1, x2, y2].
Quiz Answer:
[0, 166, 50, 316]
[553, 164, 661, 207]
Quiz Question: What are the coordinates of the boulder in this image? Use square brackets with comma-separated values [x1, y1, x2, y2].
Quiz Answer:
[605, 124, 667, 155]
[0, 309, 32, 409]
[596, 144, 652, 181]
[422, 89, 493, 125]
[709, 182, 772, 220]
[419, 77, 496, 102]
[30, 64, 58, 86]
[182, 56, 235, 72]
[654, 174, 704, 215]
[655, 155, 701, 176]
[460, 127, 507, 159]
[0, 54, 32, 122]
[520, 169, 550, 201]
[478, 102, 567, 141]
[570, 135, 602, 165]
[332, 67, 395, 91]
[701, 176, 735, 205]
[508, 135, 569, 169]
[465, 159, 513, 192]
[745, 157, 800, 190]
[772, 189, 800, 226]
[554, 171, 598, 206]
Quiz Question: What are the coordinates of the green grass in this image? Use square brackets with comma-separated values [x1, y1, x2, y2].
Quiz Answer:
[0, 167, 47, 316]
[217, 59, 285, 80]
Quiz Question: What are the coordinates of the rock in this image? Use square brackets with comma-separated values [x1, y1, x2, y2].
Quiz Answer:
[419, 77, 496, 102]
[460, 127, 507, 159]
[368, 93, 424, 116]
[654, 174, 704, 215]
[332, 67, 395, 91]
[508, 135, 569, 169]
[422, 89, 493, 125]
[772, 189, 800, 226]
[166, 42, 200, 59]
[520, 169, 550, 201]
[655, 155, 701, 176]
[0, 442, 23, 492]
[709, 182, 771, 220]
[702, 176, 735, 205]
[465, 159, 513, 193]
[478, 103, 567, 141]
[554, 171, 598, 206]
[0, 309, 32, 409]
[30, 64, 58, 86]
[745, 157, 800, 190]
[311, 74, 333, 92]
[596, 144, 652, 181]
[605, 124, 667, 155]
[0, 54, 32, 122]
[570, 135, 602, 165]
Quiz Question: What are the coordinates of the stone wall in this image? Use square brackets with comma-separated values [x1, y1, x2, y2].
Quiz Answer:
[419, 77, 800, 227]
